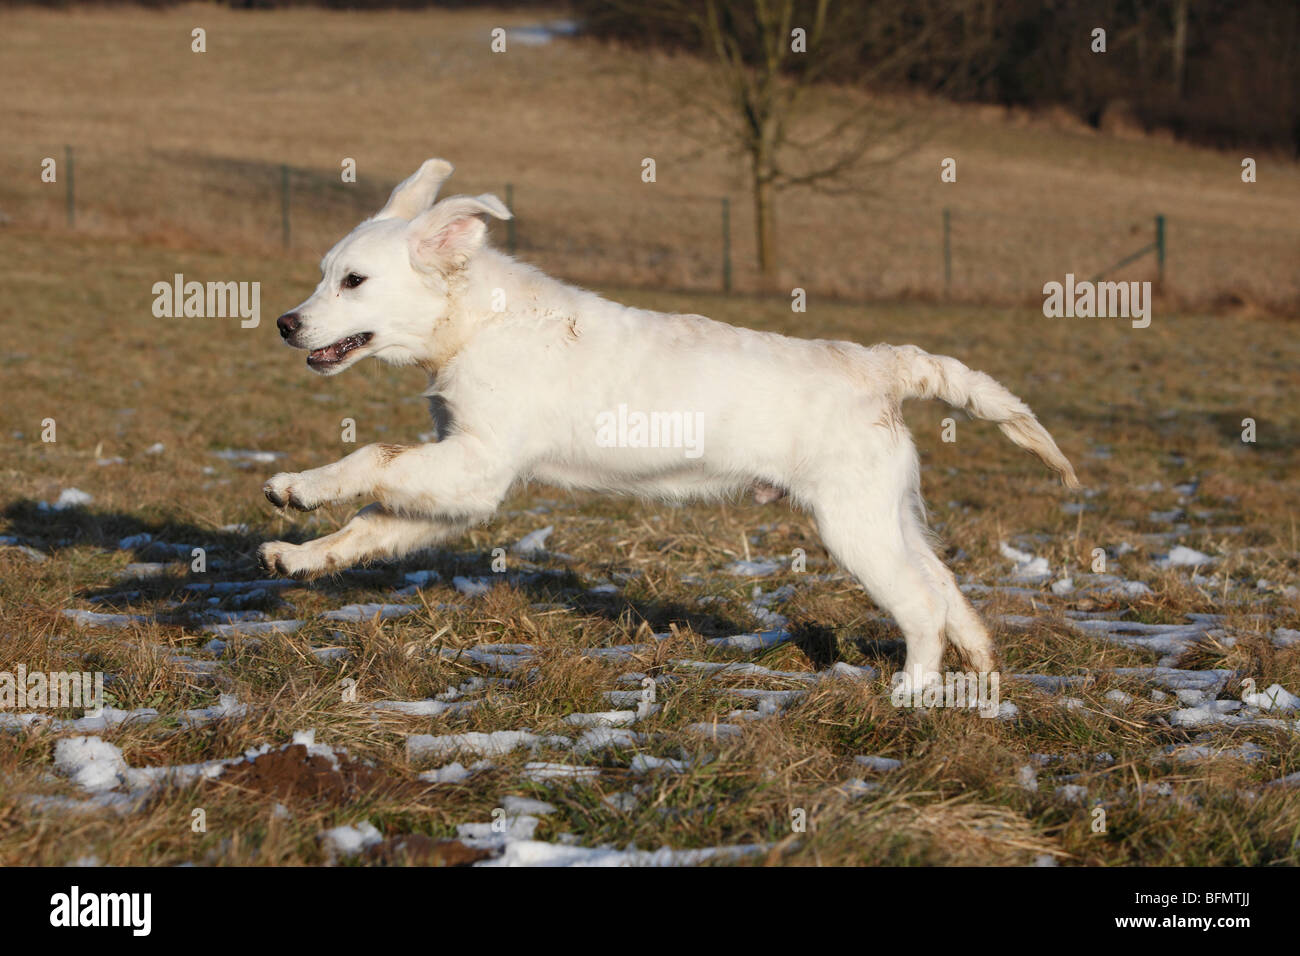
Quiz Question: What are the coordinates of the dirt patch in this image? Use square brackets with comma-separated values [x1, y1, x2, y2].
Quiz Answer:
[365, 835, 496, 867]
[223, 745, 419, 804]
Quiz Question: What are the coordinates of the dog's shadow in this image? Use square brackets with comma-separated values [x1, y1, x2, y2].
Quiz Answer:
[787, 620, 905, 672]
[4, 498, 883, 669]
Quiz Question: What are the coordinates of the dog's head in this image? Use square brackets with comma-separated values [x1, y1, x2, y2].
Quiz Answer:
[275, 159, 512, 375]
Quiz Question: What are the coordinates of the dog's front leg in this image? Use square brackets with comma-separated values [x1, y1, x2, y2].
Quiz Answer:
[259, 437, 514, 578]
[263, 443, 410, 512]
[263, 437, 512, 516]
[259, 504, 466, 579]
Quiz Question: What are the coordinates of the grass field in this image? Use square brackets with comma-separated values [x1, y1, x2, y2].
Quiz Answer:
[0, 221, 1297, 866]
[1, 3, 1299, 306]
[0, 3, 1298, 867]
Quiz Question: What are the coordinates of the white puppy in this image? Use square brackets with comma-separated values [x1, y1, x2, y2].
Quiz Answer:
[260, 159, 1078, 687]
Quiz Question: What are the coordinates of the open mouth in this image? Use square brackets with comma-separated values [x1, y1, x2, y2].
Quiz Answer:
[307, 332, 373, 370]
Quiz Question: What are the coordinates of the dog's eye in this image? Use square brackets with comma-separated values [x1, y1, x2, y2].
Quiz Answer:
[342, 273, 367, 290]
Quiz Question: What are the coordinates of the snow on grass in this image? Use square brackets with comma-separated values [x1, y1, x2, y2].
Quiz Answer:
[53, 736, 234, 794]
[522, 762, 601, 782]
[1062, 618, 1217, 656]
[1272, 628, 1300, 648]
[320, 821, 383, 859]
[1240, 683, 1300, 713]
[629, 753, 692, 774]
[370, 698, 479, 718]
[477, 839, 772, 867]
[320, 603, 417, 623]
[418, 760, 493, 784]
[179, 695, 248, 729]
[406, 730, 568, 761]
[572, 727, 643, 754]
[1109, 667, 1233, 693]
[854, 755, 902, 772]
[563, 710, 638, 728]
[1157, 545, 1216, 569]
[203, 619, 304, 638]
[434, 644, 535, 673]
[211, 449, 282, 464]
[452, 576, 492, 597]
[706, 629, 790, 652]
[999, 542, 1050, 584]
[1165, 742, 1265, 763]
[41, 488, 94, 511]
[61, 609, 148, 629]
[724, 559, 784, 577]
[401, 569, 441, 588]
[512, 526, 553, 556]
[685, 722, 744, 740]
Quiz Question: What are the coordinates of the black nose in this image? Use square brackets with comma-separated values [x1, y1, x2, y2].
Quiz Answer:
[276, 311, 301, 339]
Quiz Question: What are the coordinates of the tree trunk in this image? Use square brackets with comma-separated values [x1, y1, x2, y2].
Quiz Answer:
[751, 147, 777, 280]
[1171, 0, 1189, 98]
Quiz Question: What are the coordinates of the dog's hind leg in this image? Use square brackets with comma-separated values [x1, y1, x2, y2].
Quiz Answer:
[259, 504, 466, 579]
[901, 509, 996, 673]
[810, 486, 947, 692]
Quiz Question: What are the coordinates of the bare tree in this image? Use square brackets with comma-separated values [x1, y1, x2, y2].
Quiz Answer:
[585, 0, 992, 279]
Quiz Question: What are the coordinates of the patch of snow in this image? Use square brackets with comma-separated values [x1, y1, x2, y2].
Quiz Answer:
[61, 609, 148, 629]
[686, 722, 744, 740]
[1157, 545, 1216, 569]
[211, 449, 281, 464]
[854, 755, 902, 772]
[320, 821, 383, 859]
[1241, 683, 1299, 713]
[522, 762, 600, 782]
[513, 526, 553, 556]
[370, 699, 478, 718]
[452, 576, 492, 597]
[321, 603, 417, 623]
[406, 730, 564, 760]
[724, 559, 783, 577]
[706, 629, 790, 652]
[563, 710, 638, 728]
[204, 618, 303, 637]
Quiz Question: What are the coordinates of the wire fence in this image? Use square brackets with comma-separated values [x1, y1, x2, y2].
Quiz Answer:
[4, 145, 1298, 309]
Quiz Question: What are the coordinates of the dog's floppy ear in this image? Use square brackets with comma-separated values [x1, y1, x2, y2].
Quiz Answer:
[376, 159, 455, 221]
[407, 194, 513, 273]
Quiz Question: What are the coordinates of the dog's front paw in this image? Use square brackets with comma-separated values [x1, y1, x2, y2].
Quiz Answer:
[259, 540, 335, 579]
[263, 472, 319, 512]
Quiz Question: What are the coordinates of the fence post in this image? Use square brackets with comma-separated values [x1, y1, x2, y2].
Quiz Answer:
[942, 207, 952, 296]
[505, 183, 517, 255]
[1155, 213, 1165, 285]
[65, 145, 75, 228]
[280, 164, 291, 249]
[721, 196, 732, 294]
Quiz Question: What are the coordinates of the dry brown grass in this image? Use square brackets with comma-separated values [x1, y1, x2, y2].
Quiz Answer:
[1, 3, 1298, 866]
[0, 220, 1298, 865]
[1, 4, 1298, 306]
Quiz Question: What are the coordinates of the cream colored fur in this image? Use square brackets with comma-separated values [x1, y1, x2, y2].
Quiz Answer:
[259, 159, 1078, 688]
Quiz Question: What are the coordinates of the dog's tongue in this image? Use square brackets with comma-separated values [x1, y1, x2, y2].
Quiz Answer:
[309, 343, 343, 364]
[309, 332, 371, 366]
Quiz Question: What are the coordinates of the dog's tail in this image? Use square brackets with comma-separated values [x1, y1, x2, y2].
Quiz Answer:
[888, 344, 1079, 488]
